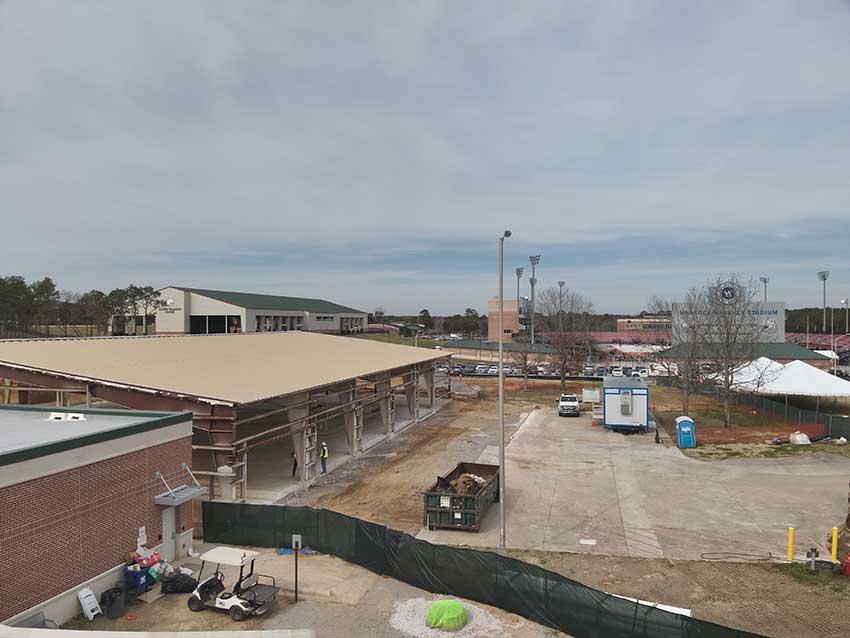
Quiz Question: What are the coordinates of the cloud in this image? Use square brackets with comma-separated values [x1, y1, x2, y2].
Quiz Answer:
[1, 1, 849, 313]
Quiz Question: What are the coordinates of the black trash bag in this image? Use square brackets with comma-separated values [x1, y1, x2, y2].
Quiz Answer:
[100, 588, 125, 620]
[161, 573, 198, 594]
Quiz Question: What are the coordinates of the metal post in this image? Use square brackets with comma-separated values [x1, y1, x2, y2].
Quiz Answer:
[529, 255, 540, 345]
[499, 230, 511, 553]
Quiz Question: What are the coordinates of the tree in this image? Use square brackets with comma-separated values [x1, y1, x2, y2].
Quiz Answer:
[371, 307, 385, 324]
[462, 308, 481, 336]
[509, 337, 533, 391]
[56, 291, 82, 336]
[107, 287, 133, 335]
[537, 285, 594, 390]
[78, 290, 111, 335]
[132, 286, 166, 335]
[668, 287, 711, 416]
[700, 275, 769, 427]
[29, 277, 59, 333]
[418, 308, 434, 330]
[0, 276, 34, 335]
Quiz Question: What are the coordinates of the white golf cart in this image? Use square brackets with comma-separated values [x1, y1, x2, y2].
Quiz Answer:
[187, 546, 279, 621]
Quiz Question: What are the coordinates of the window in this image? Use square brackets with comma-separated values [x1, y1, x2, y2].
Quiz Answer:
[316, 315, 334, 322]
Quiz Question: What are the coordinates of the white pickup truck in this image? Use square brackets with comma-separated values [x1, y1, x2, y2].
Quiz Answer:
[558, 393, 581, 417]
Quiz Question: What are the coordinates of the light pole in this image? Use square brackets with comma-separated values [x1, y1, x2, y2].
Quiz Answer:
[529, 255, 541, 344]
[818, 271, 830, 332]
[515, 268, 524, 332]
[841, 299, 848, 335]
[558, 280, 566, 332]
[498, 230, 512, 553]
[759, 276, 769, 303]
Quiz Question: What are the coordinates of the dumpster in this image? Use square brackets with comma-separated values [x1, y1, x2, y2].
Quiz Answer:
[423, 462, 499, 532]
[675, 416, 696, 449]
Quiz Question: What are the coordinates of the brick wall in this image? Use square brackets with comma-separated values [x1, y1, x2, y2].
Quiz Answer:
[0, 436, 193, 621]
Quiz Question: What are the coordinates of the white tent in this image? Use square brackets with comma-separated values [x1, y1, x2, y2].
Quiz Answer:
[753, 360, 850, 397]
[731, 357, 786, 392]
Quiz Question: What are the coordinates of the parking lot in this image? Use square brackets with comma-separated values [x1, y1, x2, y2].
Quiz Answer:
[418, 408, 850, 560]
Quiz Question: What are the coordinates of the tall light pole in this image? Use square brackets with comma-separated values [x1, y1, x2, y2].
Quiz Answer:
[515, 267, 524, 331]
[841, 299, 848, 335]
[558, 280, 566, 332]
[529, 255, 541, 344]
[498, 230, 512, 553]
[818, 271, 830, 332]
[759, 276, 769, 303]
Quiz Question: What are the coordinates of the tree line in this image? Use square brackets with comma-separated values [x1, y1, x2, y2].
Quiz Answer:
[0, 276, 163, 338]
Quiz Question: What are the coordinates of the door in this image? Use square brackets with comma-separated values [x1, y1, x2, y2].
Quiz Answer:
[161, 507, 176, 561]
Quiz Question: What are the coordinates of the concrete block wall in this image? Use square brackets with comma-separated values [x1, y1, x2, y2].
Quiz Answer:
[0, 437, 193, 622]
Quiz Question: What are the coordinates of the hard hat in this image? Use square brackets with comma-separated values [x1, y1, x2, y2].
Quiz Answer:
[322, 441, 327, 445]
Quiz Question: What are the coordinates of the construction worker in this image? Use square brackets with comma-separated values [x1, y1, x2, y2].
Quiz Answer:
[320, 441, 329, 474]
[290, 449, 298, 478]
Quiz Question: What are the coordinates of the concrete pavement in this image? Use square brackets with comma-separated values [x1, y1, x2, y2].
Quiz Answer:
[418, 409, 850, 560]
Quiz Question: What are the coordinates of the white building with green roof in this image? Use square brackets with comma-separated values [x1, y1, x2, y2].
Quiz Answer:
[134, 286, 367, 335]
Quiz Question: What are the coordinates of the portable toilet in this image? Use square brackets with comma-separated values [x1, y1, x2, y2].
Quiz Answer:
[675, 416, 696, 449]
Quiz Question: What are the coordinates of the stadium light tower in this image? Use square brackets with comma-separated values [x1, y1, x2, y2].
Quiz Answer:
[515, 267, 524, 322]
[498, 230, 511, 553]
[841, 298, 848, 335]
[529, 255, 541, 344]
[558, 281, 566, 332]
[818, 271, 830, 332]
[759, 276, 769, 303]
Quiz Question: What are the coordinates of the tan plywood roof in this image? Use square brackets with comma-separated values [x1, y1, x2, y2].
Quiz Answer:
[0, 332, 446, 405]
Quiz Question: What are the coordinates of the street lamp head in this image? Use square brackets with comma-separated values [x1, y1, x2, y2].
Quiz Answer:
[759, 276, 769, 284]
[515, 267, 524, 278]
[529, 255, 541, 265]
[841, 299, 848, 305]
[503, 230, 512, 238]
[818, 271, 830, 281]
[558, 281, 566, 288]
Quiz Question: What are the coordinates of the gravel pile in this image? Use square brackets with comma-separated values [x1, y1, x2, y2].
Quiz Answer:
[389, 597, 504, 638]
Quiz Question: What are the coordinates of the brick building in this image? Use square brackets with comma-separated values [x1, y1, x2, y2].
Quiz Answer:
[0, 405, 196, 625]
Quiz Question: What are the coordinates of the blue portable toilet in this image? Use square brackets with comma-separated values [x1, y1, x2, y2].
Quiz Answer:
[675, 416, 696, 449]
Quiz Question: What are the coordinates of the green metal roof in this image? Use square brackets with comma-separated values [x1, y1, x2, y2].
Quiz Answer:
[174, 287, 365, 314]
[661, 341, 828, 361]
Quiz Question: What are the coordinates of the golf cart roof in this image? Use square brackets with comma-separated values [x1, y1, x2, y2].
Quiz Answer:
[200, 546, 260, 566]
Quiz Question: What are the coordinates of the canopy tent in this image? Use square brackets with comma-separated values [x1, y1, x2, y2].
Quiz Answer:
[751, 360, 850, 397]
[731, 357, 786, 392]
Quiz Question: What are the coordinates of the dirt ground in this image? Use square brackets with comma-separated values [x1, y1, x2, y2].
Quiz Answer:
[653, 385, 827, 444]
[287, 381, 850, 638]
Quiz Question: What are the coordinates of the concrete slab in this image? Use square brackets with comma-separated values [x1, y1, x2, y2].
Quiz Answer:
[419, 408, 850, 560]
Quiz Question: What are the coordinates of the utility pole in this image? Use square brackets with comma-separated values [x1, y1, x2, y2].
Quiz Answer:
[759, 276, 769, 303]
[529, 255, 541, 344]
[818, 271, 830, 333]
[498, 230, 512, 553]
[841, 299, 848, 335]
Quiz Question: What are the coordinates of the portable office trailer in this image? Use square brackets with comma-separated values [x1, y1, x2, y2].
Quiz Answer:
[602, 376, 649, 432]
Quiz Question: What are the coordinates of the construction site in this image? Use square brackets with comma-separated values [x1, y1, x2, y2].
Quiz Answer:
[3, 335, 850, 637]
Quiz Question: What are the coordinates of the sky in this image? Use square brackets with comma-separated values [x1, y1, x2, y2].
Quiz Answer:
[2, 1, 850, 315]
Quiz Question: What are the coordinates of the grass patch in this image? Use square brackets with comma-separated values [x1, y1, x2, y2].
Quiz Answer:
[775, 562, 848, 593]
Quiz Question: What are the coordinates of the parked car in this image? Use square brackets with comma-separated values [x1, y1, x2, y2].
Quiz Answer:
[622, 366, 633, 377]
[610, 366, 623, 377]
[462, 364, 477, 375]
[635, 366, 649, 378]
[594, 367, 606, 377]
[487, 365, 499, 375]
[557, 393, 581, 417]
[527, 365, 540, 376]
[475, 364, 488, 375]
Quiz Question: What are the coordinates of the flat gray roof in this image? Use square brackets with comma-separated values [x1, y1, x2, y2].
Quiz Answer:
[0, 406, 191, 466]
[603, 376, 648, 389]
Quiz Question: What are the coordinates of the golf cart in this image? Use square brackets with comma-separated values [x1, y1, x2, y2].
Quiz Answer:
[187, 546, 279, 621]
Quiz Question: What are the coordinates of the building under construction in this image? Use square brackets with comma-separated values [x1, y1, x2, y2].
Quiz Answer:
[0, 332, 449, 503]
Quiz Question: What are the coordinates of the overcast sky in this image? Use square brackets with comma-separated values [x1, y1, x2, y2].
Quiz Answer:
[2, 1, 849, 315]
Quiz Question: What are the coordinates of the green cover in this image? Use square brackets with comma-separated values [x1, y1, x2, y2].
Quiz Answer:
[427, 600, 467, 630]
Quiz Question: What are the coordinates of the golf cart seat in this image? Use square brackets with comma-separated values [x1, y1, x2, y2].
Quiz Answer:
[241, 583, 279, 605]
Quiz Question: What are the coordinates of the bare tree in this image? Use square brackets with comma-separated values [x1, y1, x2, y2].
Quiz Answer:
[537, 286, 594, 391]
[701, 275, 769, 427]
[508, 338, 532, 391]
[669, 287, 711, 416]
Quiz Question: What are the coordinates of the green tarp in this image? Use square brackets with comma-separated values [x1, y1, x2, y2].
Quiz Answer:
[427, 599, 467, 630]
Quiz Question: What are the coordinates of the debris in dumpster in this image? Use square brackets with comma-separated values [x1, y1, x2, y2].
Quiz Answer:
[449, 473, 486, 495]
